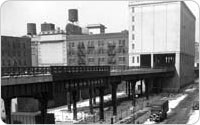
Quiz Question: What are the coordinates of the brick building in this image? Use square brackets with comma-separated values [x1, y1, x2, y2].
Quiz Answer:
[1, 36, 32, 67]
[67, 30, 129, 66]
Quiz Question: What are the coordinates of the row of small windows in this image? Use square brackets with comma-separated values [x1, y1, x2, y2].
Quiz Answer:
[132, 56, 139, 63]
[68, 57, 126, 63]
[69, 39, 126, 48]
[68, 48, 127, 55]
[89, 57, 126, 62]
[3, 42, 26, 49]
[2, 50, 27, 57]
[2, 59, 27, 66]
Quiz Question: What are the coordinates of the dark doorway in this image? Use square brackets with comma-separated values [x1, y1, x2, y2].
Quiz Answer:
[140, 54, 151, 67]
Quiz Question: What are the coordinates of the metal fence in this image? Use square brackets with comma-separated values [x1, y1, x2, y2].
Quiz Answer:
[1, 66, 110, 77]
[50, 66, 110, 74]
[1, 65, 174, 77]
[1, 67, 51, 76]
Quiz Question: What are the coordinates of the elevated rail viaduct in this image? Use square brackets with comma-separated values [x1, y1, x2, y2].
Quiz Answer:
[1, 66, 175, 123]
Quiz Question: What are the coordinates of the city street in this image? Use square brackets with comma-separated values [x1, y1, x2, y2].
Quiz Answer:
[162, 78, 199, 124]
[144, 78, 199, 124]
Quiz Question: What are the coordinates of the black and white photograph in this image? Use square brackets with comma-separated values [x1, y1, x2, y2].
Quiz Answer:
[1, 0, 199, 124]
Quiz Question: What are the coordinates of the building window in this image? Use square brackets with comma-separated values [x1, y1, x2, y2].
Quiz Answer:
[19, 60, 21, 66]
[2, 60, 5, 66]
[99, 57, 105, 62]
[98, 40, 104, 46]
[132, 25, 135, 31]
[132, 16, 135, 22]
[23, 43, 26, 49]
[71, 42, 74, 47]
[24, 60, 26, 65]
[119, 40, 122, 45]
[2, 51, 4, 56]
[13, 42, 15, 49]
[137, 56, 139, 63]
[132, 56, 135, 63]
[88, 58, 94, 62]
[132, 44, 135, 50]
[13, 51, 15, 57]
[132, 7, 135, 13]
[98, 48, 104, 54]
[8, 60, 10, 66]
[122, 40, 125, 45]
[18, 51, 21, 57]
[132, 34, 135, 40]
[119, 57, 125, 62]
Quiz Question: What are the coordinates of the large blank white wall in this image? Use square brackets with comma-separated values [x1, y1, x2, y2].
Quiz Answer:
[39, 42, 64, 65]
[154, 5, 167, 52]
[142, 6, 154, 53]
[133, 2, 180, 53]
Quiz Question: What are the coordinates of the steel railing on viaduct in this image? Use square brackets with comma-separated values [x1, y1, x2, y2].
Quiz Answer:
[1, 66, 175, 77]
[1, 66, 111, 77]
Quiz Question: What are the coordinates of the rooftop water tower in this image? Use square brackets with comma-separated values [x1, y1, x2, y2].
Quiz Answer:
[27, 23, 37, 36]
[68, 9, 78, 23]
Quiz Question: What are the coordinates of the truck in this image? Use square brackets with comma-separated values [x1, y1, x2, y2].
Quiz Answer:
[149, 100, 169, 122]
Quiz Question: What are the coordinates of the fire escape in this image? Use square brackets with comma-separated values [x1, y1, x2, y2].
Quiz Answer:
[87, 42, 95, 54]
[107, 42, 116, 65]
[77, 42, 86, 65]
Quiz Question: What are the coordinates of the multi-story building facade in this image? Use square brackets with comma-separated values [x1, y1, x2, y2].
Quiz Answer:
[195, 42, 199, 67]
[66, 30, 128, 66]
[31, 30, 128, 67]
[128, 1, 195, 91]
[1, 36, 32, 67]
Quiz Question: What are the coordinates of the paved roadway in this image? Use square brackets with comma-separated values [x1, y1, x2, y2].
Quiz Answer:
[160, 78, 199, 124]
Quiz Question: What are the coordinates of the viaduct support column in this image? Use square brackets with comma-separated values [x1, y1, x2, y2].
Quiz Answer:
[128, 81, 131, 99]
[111, 83, 117, 116]
[72, 90, 77, 120]
[89, 84, 94, 114]
[4, 98, 11, 124]
[131, 81, 136, 107]
[68, 90, 72, 112]
[38, 94, 48, 124]
[125, 81, 128, 94]
[144, 79, 150, 100]
[99, 87, 104, 121]
[140, 79, 143, 96]
[93, 84, 96, 105]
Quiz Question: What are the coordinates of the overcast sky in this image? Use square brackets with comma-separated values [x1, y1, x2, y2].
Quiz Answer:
[1, 0, 199, 42]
